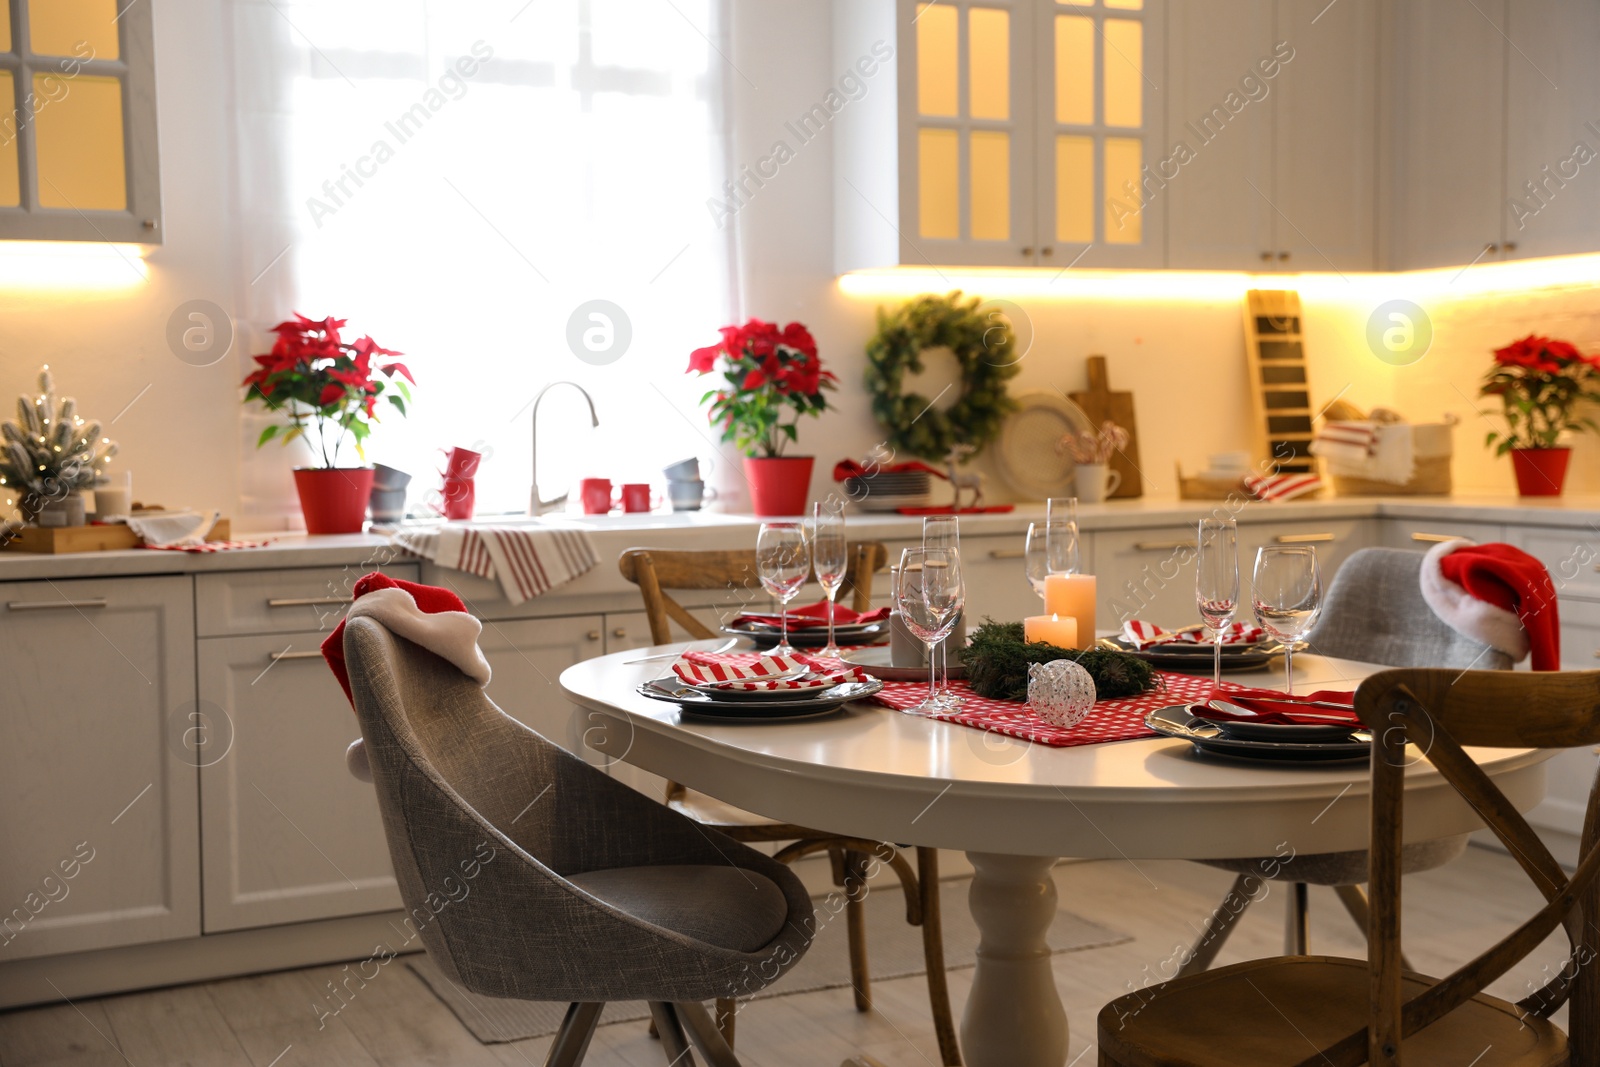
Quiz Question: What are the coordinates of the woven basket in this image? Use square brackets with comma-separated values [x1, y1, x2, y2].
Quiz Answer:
[1329, 429, 1453, 495]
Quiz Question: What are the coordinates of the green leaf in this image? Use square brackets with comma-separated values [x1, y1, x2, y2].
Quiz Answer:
[389, 396, 406, 416]
[257, 425, 280, 448]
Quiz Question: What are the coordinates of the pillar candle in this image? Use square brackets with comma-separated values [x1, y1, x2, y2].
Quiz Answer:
[1023, 613, 1078, 649]
[1043, 574, 1096, 649]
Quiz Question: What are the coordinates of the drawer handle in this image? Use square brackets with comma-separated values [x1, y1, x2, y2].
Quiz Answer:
[1275, 533, 1335, 544]
[269, 650, 326, 662]
[612, 627, 627, 638]
[1133, 540, 1193, 552]
[988, 549, 1026, 560]
[1410, 533, 1462, 544]
[7, 598, 108, 611]
[587, 630, 601, 641]
[266, 596, 354, 607]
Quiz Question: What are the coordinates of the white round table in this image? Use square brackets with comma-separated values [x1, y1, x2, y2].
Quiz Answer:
[559, 647, 1551, 1067]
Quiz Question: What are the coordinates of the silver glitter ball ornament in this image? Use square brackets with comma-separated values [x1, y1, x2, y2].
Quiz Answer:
[1027, 658, 1097, 728]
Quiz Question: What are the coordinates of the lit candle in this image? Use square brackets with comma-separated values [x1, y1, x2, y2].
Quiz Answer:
[1023, 613, 1078, 649]
[1043, 574, 1097, 649]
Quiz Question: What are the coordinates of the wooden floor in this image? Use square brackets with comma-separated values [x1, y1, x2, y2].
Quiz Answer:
[0, 844, 1573, 1067]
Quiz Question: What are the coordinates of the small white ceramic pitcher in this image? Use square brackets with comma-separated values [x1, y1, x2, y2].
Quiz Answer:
[1074, 463, 1122, 503]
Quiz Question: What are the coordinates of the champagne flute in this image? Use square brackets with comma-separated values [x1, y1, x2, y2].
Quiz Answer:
[923, 515, 962, 706]
[1044, 497, 1081, 575]
[1024, 521, 1050, 598]
[1195, 518, 1239, 692]
[895, 547, 964, 714]
[810, 501, 849, 658]
[756, 522, 810, 658]
[1252, 546, 1323, 696]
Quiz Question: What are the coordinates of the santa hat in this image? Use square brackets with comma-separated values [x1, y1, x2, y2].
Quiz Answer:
[321, 572, 492, 780]
[1418, 540, 1560, 670]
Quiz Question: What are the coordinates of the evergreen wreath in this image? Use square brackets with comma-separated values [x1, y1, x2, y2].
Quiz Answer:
[864, 291, 1021, 460]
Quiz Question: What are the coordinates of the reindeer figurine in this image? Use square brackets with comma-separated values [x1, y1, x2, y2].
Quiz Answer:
[943, 443, 985, 512]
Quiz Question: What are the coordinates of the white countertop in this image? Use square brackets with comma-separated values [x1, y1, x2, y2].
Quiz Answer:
[3, 492, 1598, 581]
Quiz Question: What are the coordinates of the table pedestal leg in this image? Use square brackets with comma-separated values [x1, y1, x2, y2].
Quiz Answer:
[961, 852, 1068, 1067]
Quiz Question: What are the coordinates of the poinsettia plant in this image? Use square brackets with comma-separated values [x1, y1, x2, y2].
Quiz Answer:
[1480, 334, 1600, 456]
[687, 318, 836, 457]
[242, 314, 414, 469]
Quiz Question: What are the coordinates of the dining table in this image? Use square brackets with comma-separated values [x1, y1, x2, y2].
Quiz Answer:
[558, 645, 1555, 1067]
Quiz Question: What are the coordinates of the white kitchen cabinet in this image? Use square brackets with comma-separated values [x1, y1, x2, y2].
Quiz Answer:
[196, 563, 419, 638]
[1166, 0, 1376, 271]
[1094, 525, 1199, 632]
[1379, 518, 1505, 550]
[1500, 0, 1600, 261]
[0, 576, 199, 959]
[836, 0, 1164, 270]
[1238, 517, 1373, 606]
[196, 632, 399, 932]
[1388, 0, 1507, 269]
[478, 614, 606, 760]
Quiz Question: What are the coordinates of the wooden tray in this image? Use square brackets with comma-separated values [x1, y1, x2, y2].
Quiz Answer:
[2, 518, 232, 554]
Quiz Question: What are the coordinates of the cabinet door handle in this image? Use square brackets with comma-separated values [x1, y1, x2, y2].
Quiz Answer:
[266, 596, 354, 607]
[1260, 251, 1274, 262]
[1040, 246, 1054, 256]
[1503, 241, 1518, 253]
[1133, 540, 1193, 552]
[269, 650, 325, 661]
[1277, 251, 1290, 261]
[7, 597, 108, 611]
[1485, 242, 1500, 255]
[612, 627, 627, 638]
[1275, 533, 1334, 544]
[586, 630, 601, 641]
[1020, 246, 1034, 257]
[988, 549, 1027, 560]
[1410, 532, 1461, 544]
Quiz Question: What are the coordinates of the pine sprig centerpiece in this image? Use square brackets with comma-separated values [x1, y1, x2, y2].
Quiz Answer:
[965, 620, 1158, 702]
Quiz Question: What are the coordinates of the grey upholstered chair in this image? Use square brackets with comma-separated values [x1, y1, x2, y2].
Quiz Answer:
[1179, 547, 1514, 976]
[343, 615, 815, 1066]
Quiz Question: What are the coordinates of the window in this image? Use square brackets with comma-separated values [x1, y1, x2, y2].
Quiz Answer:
[229, 0, 733, 520]
[0, 0, 161, 242]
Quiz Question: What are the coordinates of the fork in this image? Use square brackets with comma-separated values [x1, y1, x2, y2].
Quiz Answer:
[623, 637, 740, 665]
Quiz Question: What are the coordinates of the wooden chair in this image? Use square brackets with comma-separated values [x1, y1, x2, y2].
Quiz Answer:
[1098, 667, 1600, 1066]
[619, 544, 962, 1066]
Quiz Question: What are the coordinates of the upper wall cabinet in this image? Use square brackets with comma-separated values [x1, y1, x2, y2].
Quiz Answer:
[835, 0, 1166, 271]
[1165, 0, 1377, 272]
[1388, 0, 1600, 269]
[0, 0, 161, 244]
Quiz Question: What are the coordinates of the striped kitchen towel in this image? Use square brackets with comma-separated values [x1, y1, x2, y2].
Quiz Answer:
[392, 523, 599, 605]
[1243, 471, 1323, 502]
[1309, 420, 1377, 467]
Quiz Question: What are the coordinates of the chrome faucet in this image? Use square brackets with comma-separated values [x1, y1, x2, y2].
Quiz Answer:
[529, 381, 600, 515]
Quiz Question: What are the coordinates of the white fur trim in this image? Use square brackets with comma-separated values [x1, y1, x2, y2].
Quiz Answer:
[346, 739, 372, 783]
[347, 587, 492, 686]
[1418, 538, 1531, 662]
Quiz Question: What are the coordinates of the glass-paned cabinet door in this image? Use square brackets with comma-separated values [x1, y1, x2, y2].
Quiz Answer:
[1038, 0, 1163, 267]
[898, 0, 1035, 265]
[0, 0, 160, 243]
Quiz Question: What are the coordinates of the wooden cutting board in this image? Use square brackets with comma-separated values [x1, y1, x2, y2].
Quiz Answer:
[1068, 355, 1142, 498]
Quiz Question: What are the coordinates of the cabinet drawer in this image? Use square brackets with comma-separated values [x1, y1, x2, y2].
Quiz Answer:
[1506, 525, 1600, 601]
[196, 564, 419, 638]
[1095, 526, 1200, 632]
[1239, 518, 1372, 593]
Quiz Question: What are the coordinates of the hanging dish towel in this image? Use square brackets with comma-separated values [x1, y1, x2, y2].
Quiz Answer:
[392, 523, 599, 605]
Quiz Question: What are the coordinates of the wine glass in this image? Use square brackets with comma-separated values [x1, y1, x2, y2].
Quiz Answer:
[1024, 521, 1050, 597]
[1252, 546, 1322, 696]
[809, 502, 849, 658]
[895, 547, 964, 714]
[756, 522, 810, 658]
[1195, 518, 1239, 692]
[922, 516, 962, 706]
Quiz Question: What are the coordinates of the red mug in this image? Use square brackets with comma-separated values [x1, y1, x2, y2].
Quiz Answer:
[620, 483, 659, 513]
[439, 446, 482, 479]
[440, 476, 475, 520]
[580, 477, 614, 515]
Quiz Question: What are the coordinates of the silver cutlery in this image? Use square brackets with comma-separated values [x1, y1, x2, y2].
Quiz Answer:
[624, 637, 740, 665]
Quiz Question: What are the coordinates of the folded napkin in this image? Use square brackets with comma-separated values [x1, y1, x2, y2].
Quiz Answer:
[392, 522, 598, 605]
[126, 509, 219, 547]
[833, 458, 948, 481]
[730, 600, 891, 630]
[671, 651, 870, 692]
[1243, 472, 1323, 502]
[1121, 619, 1264, 650]
[1193, 690, 1361, 727]
[1310, 420, 1377, 467]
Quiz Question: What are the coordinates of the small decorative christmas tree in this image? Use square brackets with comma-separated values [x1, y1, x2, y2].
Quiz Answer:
[0, 366, 118, 519]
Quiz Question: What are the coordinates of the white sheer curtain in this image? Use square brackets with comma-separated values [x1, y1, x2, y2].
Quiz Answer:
[225, 0, 736, 523]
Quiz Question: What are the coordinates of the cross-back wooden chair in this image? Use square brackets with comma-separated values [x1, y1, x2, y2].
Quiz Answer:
[1098, 667, 1600, 1067]
[619, 543, 962, 1066]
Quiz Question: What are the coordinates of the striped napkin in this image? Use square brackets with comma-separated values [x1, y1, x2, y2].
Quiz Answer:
[392, 523, 599, 605]
[1243, 471, 1323, 502]
[1122, 620, 1264, 649]
[671, 651, 870, 692]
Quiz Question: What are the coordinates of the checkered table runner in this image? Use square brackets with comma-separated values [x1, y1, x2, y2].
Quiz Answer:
[701, 650, 1281, 749]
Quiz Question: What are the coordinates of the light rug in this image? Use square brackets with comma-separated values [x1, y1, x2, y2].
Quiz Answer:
[407, 874, 1131, 1044]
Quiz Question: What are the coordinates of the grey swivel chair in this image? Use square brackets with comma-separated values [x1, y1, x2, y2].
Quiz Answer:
[1178, 547, 1514, 976]
[343, 616, 815, 1066]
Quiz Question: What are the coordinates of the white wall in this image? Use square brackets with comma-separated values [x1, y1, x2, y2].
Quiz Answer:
[0, 0, 240, 522]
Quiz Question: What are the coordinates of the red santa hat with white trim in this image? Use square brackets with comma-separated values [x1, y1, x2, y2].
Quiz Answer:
[1418, 539, 1560, 670]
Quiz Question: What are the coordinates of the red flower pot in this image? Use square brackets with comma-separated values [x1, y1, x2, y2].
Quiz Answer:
[1510, 447, 1571, 497]
[744, 456, 814, 516]
[294, 467, 376, 533]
